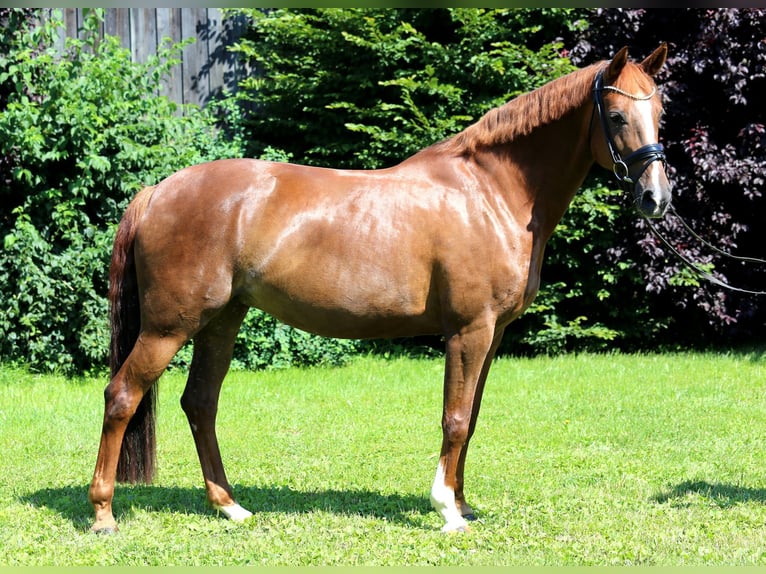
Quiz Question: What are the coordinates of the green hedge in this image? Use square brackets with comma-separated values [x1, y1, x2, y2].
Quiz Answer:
[0, 11, 241, 373]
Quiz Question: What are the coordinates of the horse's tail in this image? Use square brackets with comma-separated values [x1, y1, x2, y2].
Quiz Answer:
[110, 185, 157, 484]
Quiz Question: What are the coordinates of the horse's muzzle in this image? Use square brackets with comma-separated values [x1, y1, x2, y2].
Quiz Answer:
[637, 186, 671, 219]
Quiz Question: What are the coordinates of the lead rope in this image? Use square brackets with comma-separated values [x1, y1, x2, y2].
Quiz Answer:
[642, 208, 766, 296]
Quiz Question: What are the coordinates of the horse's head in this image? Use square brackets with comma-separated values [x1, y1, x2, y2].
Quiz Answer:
[591, 44, 671, 218]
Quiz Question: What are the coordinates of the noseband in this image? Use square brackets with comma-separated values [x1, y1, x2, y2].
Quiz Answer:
[591, 70, 666, 192]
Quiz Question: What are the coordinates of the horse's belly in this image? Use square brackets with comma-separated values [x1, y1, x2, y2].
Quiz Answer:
[239, 282, 440, 339]
[235, 250, 441, 339]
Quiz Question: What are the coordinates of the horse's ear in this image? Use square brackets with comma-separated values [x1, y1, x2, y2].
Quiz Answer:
[639, 42, 668, 77]
[605, 46, 630, 83]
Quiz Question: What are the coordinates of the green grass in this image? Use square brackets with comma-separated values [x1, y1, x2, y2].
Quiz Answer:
[1, 352, 765, 565]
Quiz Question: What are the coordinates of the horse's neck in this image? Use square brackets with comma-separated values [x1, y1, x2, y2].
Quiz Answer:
[477, 105, 595, 243]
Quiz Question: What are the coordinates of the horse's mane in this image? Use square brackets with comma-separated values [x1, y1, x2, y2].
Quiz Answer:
[436, 62, 604, 156]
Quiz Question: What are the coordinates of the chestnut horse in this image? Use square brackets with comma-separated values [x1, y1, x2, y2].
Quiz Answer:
[89, 45, 671, 534]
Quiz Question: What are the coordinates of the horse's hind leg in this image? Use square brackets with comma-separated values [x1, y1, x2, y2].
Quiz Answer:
[89, 331, 187, 533]
[180, 300, 251, 521]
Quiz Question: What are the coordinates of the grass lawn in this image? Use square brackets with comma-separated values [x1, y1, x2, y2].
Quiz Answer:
[1, 351, 765, 565]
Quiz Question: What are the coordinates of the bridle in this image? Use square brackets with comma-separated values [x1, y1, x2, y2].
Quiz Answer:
[591, 68, 766, 296]
[591, 69, 666, 195]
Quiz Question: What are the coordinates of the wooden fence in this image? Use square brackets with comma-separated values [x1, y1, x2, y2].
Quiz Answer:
[43, 8, 249, 108]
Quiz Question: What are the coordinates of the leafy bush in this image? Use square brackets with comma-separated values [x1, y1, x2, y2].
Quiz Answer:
[569, 8, 766, 348]
[229, 8, 583, 169]
[231, 310, 360, 371]
[0, 9, 244, 373]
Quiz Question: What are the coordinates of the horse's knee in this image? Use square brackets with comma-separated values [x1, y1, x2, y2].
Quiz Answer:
[442, 413, 470, 445]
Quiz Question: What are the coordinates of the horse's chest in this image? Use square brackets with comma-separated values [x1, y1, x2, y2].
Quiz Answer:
[439, 226, 538, 325]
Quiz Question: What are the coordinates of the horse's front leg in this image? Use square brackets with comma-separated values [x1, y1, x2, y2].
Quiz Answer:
[430, 321, 498, 533]
[453, 327, 505, 521]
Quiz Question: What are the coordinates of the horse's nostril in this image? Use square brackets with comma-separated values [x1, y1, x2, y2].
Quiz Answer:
[640, 188, 670, 218]
[642, 189, 656, 205]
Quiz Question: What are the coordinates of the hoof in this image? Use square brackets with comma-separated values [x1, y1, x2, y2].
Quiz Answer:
[463, 513, 477, 522]
[216, 502, 253, 522]
[91, 525, 118, 535]
[441, 519, 471, 534]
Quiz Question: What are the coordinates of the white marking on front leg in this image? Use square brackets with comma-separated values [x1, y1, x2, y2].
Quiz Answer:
[216, 502, 253, 522]
[430, 461, 469, 533]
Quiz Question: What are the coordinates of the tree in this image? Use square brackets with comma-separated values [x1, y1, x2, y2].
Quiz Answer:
[230, 8, 583, 169]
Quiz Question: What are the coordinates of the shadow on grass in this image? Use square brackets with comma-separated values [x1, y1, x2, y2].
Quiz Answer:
[653, 480, 766, 508]
[21, 483, 434, 530]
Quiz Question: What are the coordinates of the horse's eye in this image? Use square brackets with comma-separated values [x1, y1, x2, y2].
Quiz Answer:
[609, 112, 627, 127]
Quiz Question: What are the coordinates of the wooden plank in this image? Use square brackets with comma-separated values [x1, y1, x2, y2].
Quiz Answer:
[156, 8, 181, 45]
[46, 8, 67, 56]
[156, 8, 184, 110]
[63, 8, 78, 46]
[76, 9, 85, 41]
[130, 8, 157, 64]
[207, 8, 225, 100]
[181, 8, 198, 107]
[129, 8, 141, 62]
[142, 7, 158, 61]
[182, 8, 209, 107]
[104, 8, 131, 51]
[76, 8, 105, 52]
[224, 12, 250, 96]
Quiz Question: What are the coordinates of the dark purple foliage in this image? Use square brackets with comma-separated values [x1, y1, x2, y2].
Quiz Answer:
[572, 8, 766, 345]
